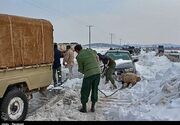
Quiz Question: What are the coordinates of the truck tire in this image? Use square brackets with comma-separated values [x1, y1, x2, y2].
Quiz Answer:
[0, 88, 28, 121]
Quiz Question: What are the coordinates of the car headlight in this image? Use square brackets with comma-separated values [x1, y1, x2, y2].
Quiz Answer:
[124, 68, 134, 72]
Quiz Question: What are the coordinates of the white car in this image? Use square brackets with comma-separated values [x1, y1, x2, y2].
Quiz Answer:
[105, 50, 138, 77]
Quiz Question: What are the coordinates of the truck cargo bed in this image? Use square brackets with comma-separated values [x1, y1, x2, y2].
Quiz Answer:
[0, 14, 53, 69]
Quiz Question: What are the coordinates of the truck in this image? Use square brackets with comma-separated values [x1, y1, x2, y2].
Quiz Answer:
[158, 45, 164, 54]
[0, 14, 53, 121]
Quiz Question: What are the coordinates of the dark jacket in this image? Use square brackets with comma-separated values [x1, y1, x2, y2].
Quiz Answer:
[53, 48, 62, 69]
[97, 54, 116, 74]
[98, 54, 116, 68]
[104, 56, 116, 68]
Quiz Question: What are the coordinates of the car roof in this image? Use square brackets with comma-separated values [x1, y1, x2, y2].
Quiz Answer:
[106, 49, 130, 53]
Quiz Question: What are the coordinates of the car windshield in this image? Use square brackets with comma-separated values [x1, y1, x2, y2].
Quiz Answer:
[105, 51, 131, 60]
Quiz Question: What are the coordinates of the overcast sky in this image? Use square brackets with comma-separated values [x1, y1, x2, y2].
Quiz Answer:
[0, 0, 180, 45]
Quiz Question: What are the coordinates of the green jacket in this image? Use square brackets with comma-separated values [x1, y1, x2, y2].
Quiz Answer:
[76, 49, 101, 78]
[107, 57, 116, 68]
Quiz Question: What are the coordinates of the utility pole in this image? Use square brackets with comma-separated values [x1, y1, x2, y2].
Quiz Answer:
[110, 33, 113, 48]
[87, 25, 94, 48]
[119, 38, 122, 47]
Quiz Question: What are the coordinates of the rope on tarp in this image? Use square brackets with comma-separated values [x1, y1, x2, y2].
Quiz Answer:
[8, 16, 15, 67]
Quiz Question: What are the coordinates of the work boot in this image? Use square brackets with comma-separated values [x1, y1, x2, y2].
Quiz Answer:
[54, 82, 57, 87]
[79, 104, 87, 113]
[91, 103, 95, 112]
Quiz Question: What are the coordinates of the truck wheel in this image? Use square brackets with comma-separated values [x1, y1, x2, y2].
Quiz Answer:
[0, 88, 28, 121]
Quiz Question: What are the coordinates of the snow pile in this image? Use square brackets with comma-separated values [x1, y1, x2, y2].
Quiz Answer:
[26, 50, 180, 121]
[104, 51, 180, 121]
[115, 59, 132, 65]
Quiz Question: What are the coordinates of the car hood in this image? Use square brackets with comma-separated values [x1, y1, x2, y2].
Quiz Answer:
[115, 59, 132, 65]
[115, 59, 134, 69]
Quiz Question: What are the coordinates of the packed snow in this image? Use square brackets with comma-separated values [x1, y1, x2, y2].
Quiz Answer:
[26, 49, 180, 121]
[115, 59, 132, 65]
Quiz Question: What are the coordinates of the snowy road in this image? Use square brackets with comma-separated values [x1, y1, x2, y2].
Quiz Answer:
[26, 50, 180, 121]
[27, 62, 82, 117]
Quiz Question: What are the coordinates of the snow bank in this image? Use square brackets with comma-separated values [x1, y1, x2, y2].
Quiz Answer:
[104, 51, 180, 121]
[26, 50, 180, 121]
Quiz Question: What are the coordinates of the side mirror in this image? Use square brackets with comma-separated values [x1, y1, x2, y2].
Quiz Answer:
[133, 58, 139, 62]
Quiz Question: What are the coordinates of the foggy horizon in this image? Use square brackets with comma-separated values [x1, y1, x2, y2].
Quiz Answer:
[0, 0, 179, 45]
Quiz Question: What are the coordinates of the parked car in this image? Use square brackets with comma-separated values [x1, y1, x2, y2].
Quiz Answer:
[104, 50, 138, 80]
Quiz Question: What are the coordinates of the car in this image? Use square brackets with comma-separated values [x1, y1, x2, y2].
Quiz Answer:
[104, 50, 138, 80]
[158, 45, 164, 53]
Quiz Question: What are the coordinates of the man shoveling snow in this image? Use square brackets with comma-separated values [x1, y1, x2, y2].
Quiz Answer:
[74, 44, 101, 113]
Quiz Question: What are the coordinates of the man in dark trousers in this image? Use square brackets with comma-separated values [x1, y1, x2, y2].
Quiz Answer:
[97, 53, 117, 89]
[53, 43, 62, 87]
[74, 44, 101, 113]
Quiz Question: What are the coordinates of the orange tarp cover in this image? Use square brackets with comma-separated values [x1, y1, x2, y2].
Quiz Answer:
[0, 14, 53, 69]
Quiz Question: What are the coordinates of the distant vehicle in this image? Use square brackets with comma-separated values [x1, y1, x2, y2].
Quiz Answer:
[104, 50, 138, 81]
[121, 46, 135, 55]
[158, 45, 164, 53]
[121, 46, 141, 55]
